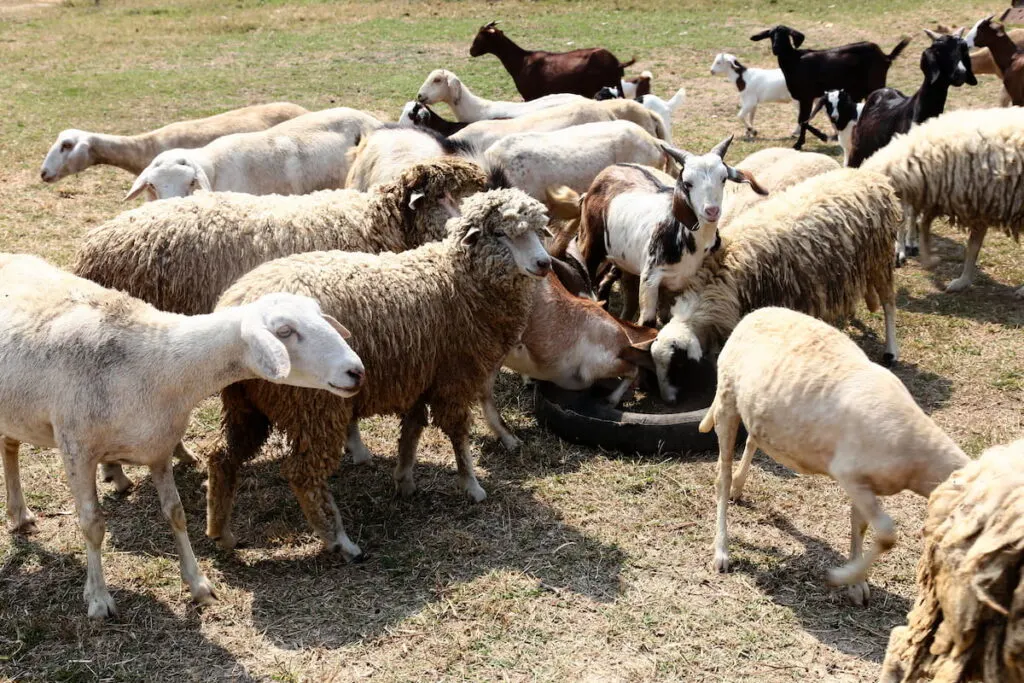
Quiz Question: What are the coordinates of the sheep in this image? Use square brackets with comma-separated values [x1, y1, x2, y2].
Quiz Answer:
[806, 90, 864, 166]
[879, 439, 1024, 682]
[485, 120, 671, 202]
[39, 102, 308, 183]
[709, 52, 800, 138]
[634, 168, 900, 404]
[416, 68, 587, 122]
[125, 107, 381, 201]
[449, 98, 665, 151]
[204, 189, 552, 557]
[847, 30, 976, 168]
[574, 136, 767, 326]
[468, 20, 635, 100]
[587, 86, 684, 144]
[750, 25, 911, 149]
[862, 107, 1024, 296]
[964, 14, 1024, 107]
[344, 125, 476, 191]
[719, 147, 840, 228]
[0, 253, 364, 618]
[698, 307, 969, 606]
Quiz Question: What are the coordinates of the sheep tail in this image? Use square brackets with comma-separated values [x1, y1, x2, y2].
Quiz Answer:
[699, 394, 719, 433]
[887, 37, 912, 63]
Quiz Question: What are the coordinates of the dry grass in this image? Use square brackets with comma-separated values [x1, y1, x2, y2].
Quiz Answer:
[1, 0, 1022, 680]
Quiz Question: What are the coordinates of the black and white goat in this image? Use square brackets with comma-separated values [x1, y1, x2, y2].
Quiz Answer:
[398, 101, 470, 136]
[750, 25, 911, 149]
[574, 136, 767, 327]
[807, 90, 863, 166]
[847, 30, 975, 168]
[709, 52, 799, 138]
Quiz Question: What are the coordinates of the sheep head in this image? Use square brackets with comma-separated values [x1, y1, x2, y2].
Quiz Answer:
[125, 150, 211, 202]
[384, 157, 487, 245]
[40, 129, 94, 183]
[450, 188, 553, 279]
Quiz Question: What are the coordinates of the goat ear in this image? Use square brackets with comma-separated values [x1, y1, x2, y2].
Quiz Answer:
[660, 142, 691, 168]
[323, 314, 352, 339]
[461, 227, 481, 247]
[240, 320, 291, 382]
[750, 29, 771, 41]
[191, 161, 212, 192]
[408, 189, 426, 210]
[727, 167, 769, 196]
[710, 134, 734, 159]
[619, 339, 656, 371]
[447, 73, 462, 106]
[124, 174, 152, 202]
[791, 30, 806, 48]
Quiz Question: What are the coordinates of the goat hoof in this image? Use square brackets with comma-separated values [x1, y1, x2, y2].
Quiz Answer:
[191, 578, 218, 606]
[9, 510, 38, 535]
[712, 551, 730, 573]
[847, 581, 871, 606]
[173, 442, 198, 466]
[907, 245, 919, 257]
[463, 481, 487, 503]
[87, 590, 118, 620]
[211, 530, 238, 551]
[395, 478, 417, 499]
[944, 277, 971, 293]
[500, 434, 522, 453]
[882, 352, 896, 367]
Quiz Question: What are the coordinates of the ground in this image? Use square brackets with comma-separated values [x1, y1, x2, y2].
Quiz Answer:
[0, 0, 1022, 680]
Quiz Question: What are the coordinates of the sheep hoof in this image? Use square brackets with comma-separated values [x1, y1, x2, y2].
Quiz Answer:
[86, 590, 118, 620]
[464, 481, 488, 503]
[395, 478, 417, 499]
[944, 277, 971, 293]
[103, 468, 134, 494]
[212, 531, 238, 551]
[350, 449, 373, 465]
[907, 245, 920, 257]
[712, 550, 730, 573]
[728, 488, 743, 502]
[191, 578, 218, 606]
[9, 510, 38, 535]
[847, 581, 870, 607]
[500, 434, 522, 453]
[173, 442, 198, 466]
[882, 352, 896, 367]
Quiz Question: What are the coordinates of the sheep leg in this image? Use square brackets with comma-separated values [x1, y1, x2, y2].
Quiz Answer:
[827, 475, 895, 588]
[882, 297, 899, 366]
[394, 398, 428, 499]
[60, 445, 116, 618]
[729, 435, 757, 501]
[619, 272, 640, 322]
[346, 422, 373, 465]
[433, 401, 487, 503]
[846, 505, 871, 606]
[712, 413, 742, 572]
[281, 455, 363, 562]
[480, 367, 521, 452]
[894, 205, 917, 267]
[100, 463, 134, 494]
[150, 458, 216, 605]
[917, 212, 939, 269]
[2, 437, 36, 534]
[945, 225, 988, 293]
[206, 386, 271, 550]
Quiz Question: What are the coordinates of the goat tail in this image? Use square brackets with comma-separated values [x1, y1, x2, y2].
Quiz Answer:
[887, 37, 912, 63]
[667, 86, 686, 112]
[698, 395, 719, 434]
[619, 56, 637, 69]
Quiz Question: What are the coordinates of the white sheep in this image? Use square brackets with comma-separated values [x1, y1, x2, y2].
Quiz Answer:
[39, 102, 309, 182]
[0, 253, 364, 618]
[204, 190, 552, 557]
[485, 120, 670, 201]
[699, 307, 970, 605]
[125, 107, 381, 201]
[709, 53, 799, 137]
[345, 125, 475, 191]
[416, 68, 587, 122]
[862, 107, 1024, 295]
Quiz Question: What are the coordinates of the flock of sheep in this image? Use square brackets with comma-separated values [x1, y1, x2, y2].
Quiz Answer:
[4, 14, 1024, 680]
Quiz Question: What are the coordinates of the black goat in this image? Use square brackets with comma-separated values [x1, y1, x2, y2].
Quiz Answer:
[750, 25, 911, 149]
[399, 102, 470, 137]
[847, 30, 975, 168]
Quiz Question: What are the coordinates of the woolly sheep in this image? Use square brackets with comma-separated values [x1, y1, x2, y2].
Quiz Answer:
[204, 189, 552, 559]
[638, 168, 901, 403]
[0, 253, 364, 618]
[416, 68, 587, 121]
[39, 102, 308, 182]
[125, 107, 381, 201]
[862, 107, 1024, 296]
[879, 438, 1024, 682]
[345, 125, 475, 191]
[700, 307, 969, 606]
[719, 147, 840, 228]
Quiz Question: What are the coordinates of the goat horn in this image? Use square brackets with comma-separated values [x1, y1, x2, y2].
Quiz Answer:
[710, 134, 734, 159]
[923, 28, 942, 41]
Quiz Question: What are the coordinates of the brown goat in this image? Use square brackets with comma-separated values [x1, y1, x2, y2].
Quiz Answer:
[966, 14, 1024, 105]
[469, 21, 635, 100]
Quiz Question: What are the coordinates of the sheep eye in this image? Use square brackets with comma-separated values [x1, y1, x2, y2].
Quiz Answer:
[276, 325, 294, 339]
[61, 141, 73, 151]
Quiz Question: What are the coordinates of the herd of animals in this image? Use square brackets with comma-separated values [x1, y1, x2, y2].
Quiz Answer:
[3, 13, 1024, 680]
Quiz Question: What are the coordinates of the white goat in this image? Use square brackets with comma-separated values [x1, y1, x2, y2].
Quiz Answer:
[710, 52, 800, 137]
[416, 68, 587, 121]
[0, 253, 364, 618]
[125, 107, 381, 201]
[638, 88, 687, 144]
[700, 307, 969, 605]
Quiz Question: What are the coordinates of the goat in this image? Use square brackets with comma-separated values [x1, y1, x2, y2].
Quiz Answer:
[847, 30, 975, 168]
[469, 20, 635, 100]
[709, 52, 800, 138]
[965, 14, 1024, 106]
[750, 25, 911, 149]
[806, 90, 863, 166]
[588, 86, 686, 144]
[398, 101, 471, 136]
[416, 69, 585, 122]
[622, 71, 653, 99]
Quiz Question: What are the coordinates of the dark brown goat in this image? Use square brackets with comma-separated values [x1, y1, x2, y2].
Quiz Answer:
[469, 21, 634, 100]
[965, 14, 1024, 105]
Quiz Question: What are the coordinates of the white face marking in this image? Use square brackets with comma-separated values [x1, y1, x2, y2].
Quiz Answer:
[129, 152, 201, 200]
[964, 18, 985, 48]
[826, 90, 841, 122]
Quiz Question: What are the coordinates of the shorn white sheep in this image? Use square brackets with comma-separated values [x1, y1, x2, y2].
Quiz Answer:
[862, 106, 1024, 295]
[39, 102, 308, 182]
[0, 253, 364, 618]
[416, 68, 587, 121]
[205, 190, 552, 559]
[699, 307, 969, 606]
[880, 438, 1024, 682]
[125, 107, 381, 201]
[345, 125, 476, 191]
[639, 168, 900, 403]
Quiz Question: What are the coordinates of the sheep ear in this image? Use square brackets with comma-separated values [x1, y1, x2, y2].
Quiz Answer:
[240, 320, 291, 382]
[619, 340, 656, 371]
[191, 161, 212, 192]
[319, 314, 351, 340]
[791, 30, 806, 48]
[461, 227, 481, 247]
[124, 174, 152, 201]
[710, 134, 734, 159]
[447, 74, 462, 106]
[660, 142, 691, 168]
[727, 167, 769, 195]
[408, 190, 426, 210]
[750, 29, 771, 41]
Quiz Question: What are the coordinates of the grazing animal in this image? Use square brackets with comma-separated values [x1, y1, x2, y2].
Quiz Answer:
[204, 190, 552, 558]
[699, 307, 969, 605]
[750, 25, 911, 149]
[469, 20, 635, 100]
[416, 69, 585, 122]
[344, 125, 476, 191]
[398, 101, 471, 136]
[964, 14, 1024, 106]
[709, 52, 799, 137]
[806, 90, 864, 166]
[0, 253, 363, 618]
[847, 30, 975, 168]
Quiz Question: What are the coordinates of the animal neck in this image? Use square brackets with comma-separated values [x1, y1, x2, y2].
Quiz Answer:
[450, 80, 489, 121]
[984, 30, 1018, 71]
[914, 74, 950, 122]
[87, 132, 159, 175]
[489, 33, 529, 70]
[730, 61, 747, 91]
